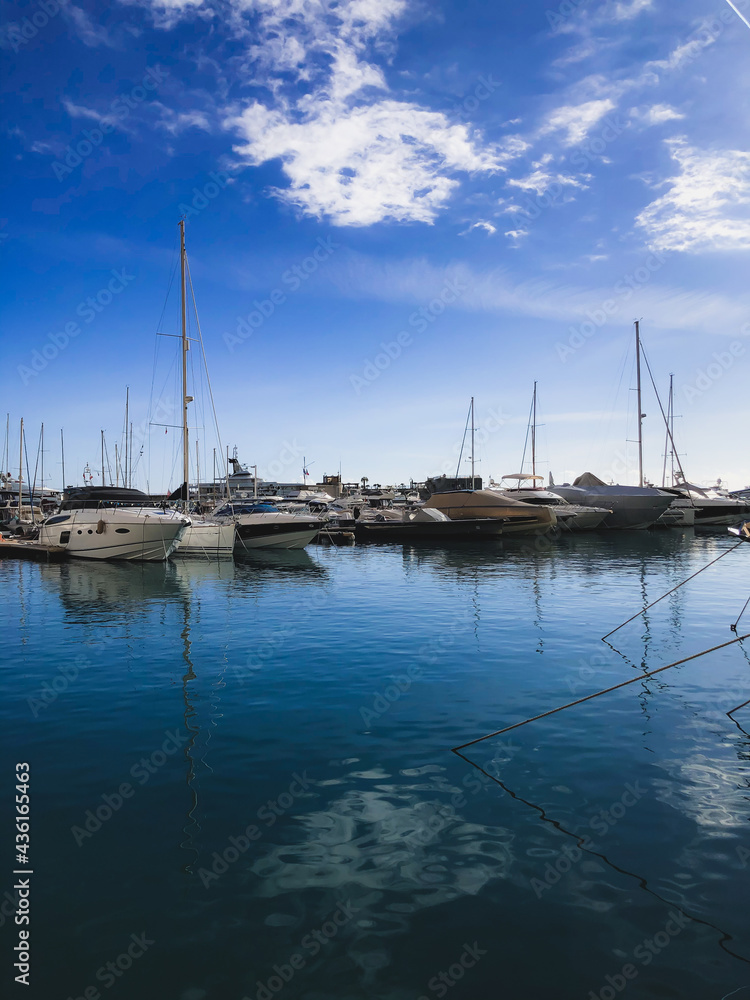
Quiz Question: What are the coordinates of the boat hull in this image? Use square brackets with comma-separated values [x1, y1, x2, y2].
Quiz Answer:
[173, 521, 235, 557]
[234, 524, 320, 550]
[424, 490, 556, 535]
[38, 509, 188, 561]
[355, 518, 504, 542]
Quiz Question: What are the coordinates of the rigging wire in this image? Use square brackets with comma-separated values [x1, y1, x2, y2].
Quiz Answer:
[186, 255, 227, 481]
[455, 399, 472, 480]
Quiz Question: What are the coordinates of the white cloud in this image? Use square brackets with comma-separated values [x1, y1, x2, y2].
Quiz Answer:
[155, 108, 212, 134]
[539, 98, 616, 147]
[222, 0, 511, 226]
[507, 153, 590, 196]
[504, 228, 529, 245]
[228, 100, 505, 226]
[65, 5, 115, 46]
[459, 221, 497, 236]
[117, 0, 206, 29]
[608, 0, 653, 22]
[633, 103, 686, 126]
[636, 138, 750, 253]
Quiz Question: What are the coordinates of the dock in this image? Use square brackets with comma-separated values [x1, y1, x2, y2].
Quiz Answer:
[0, 537, 67, 561]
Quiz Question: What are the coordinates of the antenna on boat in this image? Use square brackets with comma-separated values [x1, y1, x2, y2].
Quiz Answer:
[60, 428, 65, 492]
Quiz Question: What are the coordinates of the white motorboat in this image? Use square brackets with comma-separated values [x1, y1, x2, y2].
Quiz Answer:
[212, 500, 322, 550]
[38, 487, 189, 561]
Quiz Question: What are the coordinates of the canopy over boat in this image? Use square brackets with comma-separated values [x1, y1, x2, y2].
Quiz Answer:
[501, 474, 545, 481]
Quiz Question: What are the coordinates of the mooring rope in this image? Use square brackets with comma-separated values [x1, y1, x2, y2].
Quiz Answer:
[602, 540, 744, 640]
[451, 631, 750, 752]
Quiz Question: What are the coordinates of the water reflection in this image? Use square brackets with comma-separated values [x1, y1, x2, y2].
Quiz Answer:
[246, 764, 515, 973]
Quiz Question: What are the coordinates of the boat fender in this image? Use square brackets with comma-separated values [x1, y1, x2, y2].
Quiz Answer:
[96, 519, 106, 534]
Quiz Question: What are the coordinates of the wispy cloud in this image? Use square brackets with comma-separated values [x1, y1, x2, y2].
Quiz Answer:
[64, 5, 115, 47]
[459, 221, 497, 236]
[539, 98, 616, 147]
[507, 153, 591, 196]
[636, 138, 750, 253]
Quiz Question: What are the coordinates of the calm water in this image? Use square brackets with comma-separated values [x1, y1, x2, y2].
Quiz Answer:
[2, 530, 750, 1000]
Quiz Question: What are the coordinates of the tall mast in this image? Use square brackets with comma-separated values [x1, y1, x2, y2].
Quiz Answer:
[470, 396, 475, 489]
[531, 381, 537, 478]
[129, 423, 133, 488]
[635, 320, 644, 487]
[180, 219, 190, 508]
[124, 387, 129, 490]
[101, 430, 105, 486]
[115, 444, 119, 487]
[18, 418, 23, 518]
[60, 428, 65, 491]
[40, 422, 44, 498]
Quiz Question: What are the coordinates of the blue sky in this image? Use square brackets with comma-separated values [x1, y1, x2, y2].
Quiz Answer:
[3, 0, 750, 492]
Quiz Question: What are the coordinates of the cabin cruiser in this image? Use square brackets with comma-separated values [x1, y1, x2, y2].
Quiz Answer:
[211, 500, 322, 550]
[490, 475, 610, 531]
[423, 489, 557, 534]
[37, 487, 190, 560]
[551, 473, 674, 529]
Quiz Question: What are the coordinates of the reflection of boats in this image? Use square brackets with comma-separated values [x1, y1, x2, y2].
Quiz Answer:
[552, 474, 673, 529]
[213, 500, 322, 550]
[423, 489, 556, 535]
[38, 487, 189, 561]
[356, 506, 504, 542]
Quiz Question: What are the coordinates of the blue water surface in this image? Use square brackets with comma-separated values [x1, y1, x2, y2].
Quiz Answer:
[1, 529, 750, 1000]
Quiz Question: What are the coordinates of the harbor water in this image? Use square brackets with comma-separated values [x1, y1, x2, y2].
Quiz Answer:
[3, 530, 750, 999]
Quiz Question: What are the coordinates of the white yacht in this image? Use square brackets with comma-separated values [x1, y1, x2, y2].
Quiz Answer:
[38, 487, 189, 561]
[211, 499, 322, 550]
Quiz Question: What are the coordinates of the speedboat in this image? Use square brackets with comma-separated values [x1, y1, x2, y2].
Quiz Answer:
[551, 473, 673, 529]
[423, 489, 557, 534]
[666, 483, 750, 527]
[211, 500, 322, 550]
[37, 487, 190, 561]
[356, 505, 505, 541]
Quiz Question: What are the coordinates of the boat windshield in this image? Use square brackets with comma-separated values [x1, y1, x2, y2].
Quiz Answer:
[215, 502, 279, 515]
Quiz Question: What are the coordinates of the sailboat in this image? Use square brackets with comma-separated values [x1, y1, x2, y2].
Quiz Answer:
[168, 221, 235, 558]
[489, 383, 611, 531]
[423, 397, 559, 535]
[552, 323, 674, 529]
